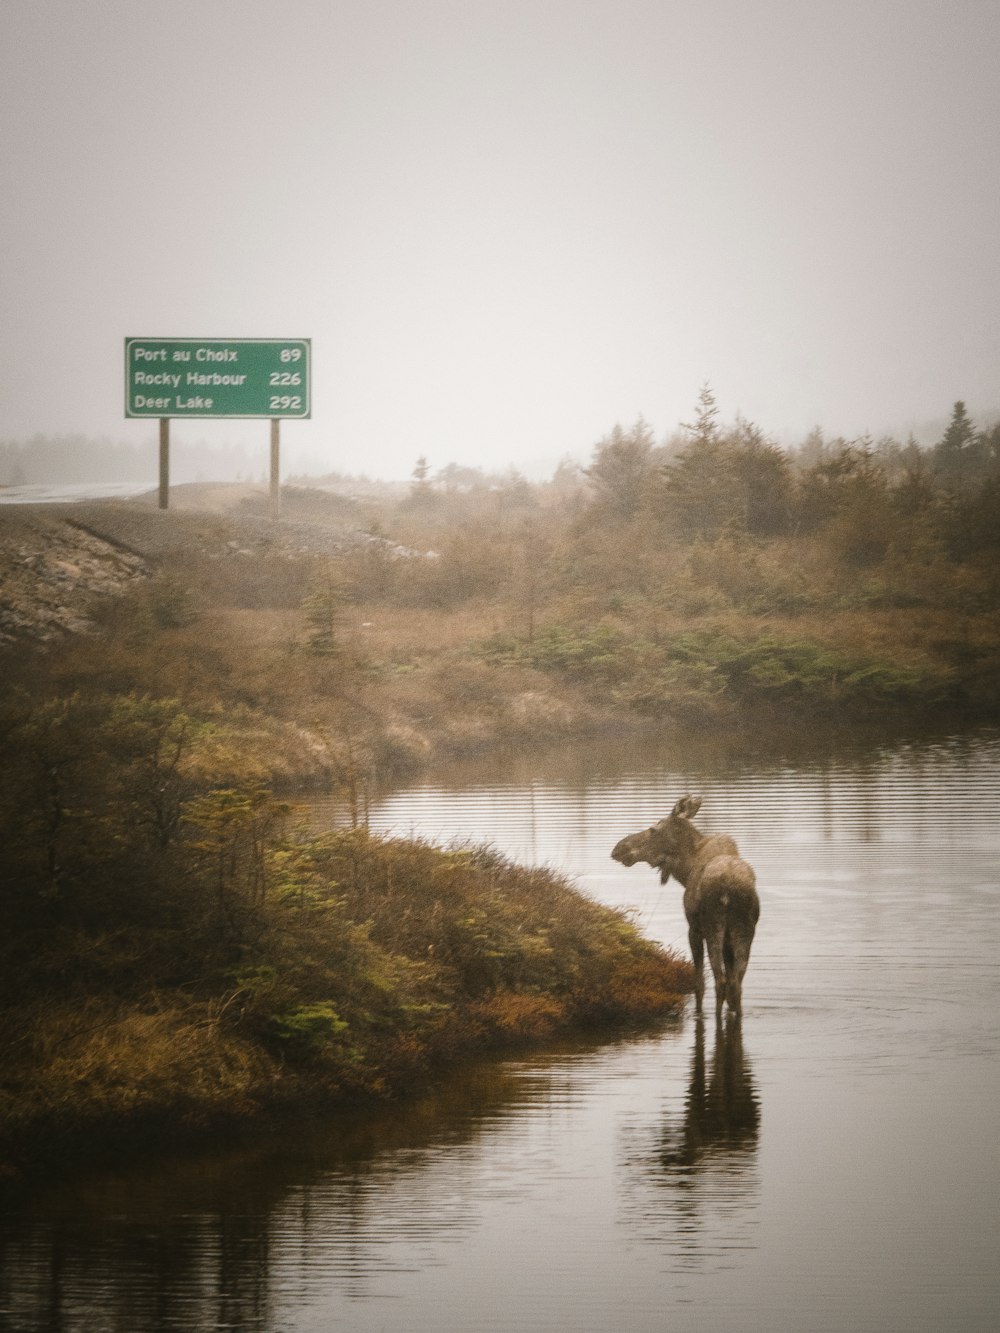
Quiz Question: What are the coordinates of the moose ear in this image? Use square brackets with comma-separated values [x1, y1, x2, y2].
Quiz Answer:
[671, 795, 703, 820]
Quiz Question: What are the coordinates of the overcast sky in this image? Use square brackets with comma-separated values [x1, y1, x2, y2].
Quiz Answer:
[1, 0, 998, 479]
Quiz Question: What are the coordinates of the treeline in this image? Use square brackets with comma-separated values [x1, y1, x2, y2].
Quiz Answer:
[580, 393, 1000, 557]
[394, 390, 1000, 555]
[330, 391, 1000, 728]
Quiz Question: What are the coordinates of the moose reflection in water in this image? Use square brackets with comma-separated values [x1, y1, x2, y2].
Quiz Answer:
[620, 1018, 760, 1254]
[612, 795, 760, 1020]
[659, 1017, 761, 1177]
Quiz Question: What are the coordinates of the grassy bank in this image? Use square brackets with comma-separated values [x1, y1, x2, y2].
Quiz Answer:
[0, 810, 691, 1183]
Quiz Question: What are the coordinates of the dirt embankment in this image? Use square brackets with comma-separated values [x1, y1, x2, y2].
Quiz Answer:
[0, 484, 403, 646]
[0, 509, 151, 644]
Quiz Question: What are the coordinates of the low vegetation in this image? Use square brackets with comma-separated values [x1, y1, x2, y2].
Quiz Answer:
[0, 712, 691, 1178]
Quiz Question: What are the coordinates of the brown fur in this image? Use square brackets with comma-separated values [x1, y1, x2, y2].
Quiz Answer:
[611, 795, 760, 1020]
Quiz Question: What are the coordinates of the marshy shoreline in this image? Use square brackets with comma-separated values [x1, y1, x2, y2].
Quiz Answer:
[0, 826, 693, 1188]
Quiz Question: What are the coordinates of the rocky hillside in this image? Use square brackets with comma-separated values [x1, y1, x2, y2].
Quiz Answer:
[0, 484, 427, 646]
[0, 509, 150, 644]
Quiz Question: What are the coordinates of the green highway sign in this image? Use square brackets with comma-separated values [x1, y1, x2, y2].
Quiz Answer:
[125, 338, 311, 418]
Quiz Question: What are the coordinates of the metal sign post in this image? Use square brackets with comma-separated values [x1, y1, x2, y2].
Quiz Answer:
[159, 418, 169, 510]
[125, 338, 311, 512]
[270, 418, 281, 519]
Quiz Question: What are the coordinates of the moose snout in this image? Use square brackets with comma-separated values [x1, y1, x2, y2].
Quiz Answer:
[611, 838, 639, 866]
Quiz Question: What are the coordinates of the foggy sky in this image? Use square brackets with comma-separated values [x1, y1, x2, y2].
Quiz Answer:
[1, 0, 998, 479]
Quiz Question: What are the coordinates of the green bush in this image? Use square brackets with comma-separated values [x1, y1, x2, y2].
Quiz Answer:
[268, 1002, 349, 1054]
[664, 629, 955, 715]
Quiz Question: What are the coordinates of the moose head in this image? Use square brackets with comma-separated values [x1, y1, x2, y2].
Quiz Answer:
[611, 795, 705, 885]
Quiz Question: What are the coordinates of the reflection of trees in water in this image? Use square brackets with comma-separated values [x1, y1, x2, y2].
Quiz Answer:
[620, 1016, 761, 1255]
[0, 1048, 583, 1330]
[0, 1026, 762, 1325]
[0, 1208, 272, 1332]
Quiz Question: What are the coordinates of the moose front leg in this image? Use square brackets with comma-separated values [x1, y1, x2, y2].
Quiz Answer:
[688, 925, 705, 1014]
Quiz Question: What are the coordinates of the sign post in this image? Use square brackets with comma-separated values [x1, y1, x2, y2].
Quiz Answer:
[125, 338, 311, 511]
[270, 418, 281, 519]
[159, 418, 169, 510]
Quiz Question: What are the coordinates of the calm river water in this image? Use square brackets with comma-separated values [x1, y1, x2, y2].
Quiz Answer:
[2, 727, 999, 1332]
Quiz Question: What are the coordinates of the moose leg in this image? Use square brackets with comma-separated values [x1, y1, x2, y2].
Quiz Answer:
[725, 928, 753, 1019]
[688, 926, 705, 1015]
[722, 933, 735, 1012]
[703, 924, 729, 1026]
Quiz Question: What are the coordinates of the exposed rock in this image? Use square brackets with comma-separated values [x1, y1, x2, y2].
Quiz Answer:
[0, 511, 149, 644]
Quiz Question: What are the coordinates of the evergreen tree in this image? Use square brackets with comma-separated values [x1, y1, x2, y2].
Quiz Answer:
[301, 565, 345, 655]
[679, 382, 721, 447]
[661, 386, 737, 539]
[940, 401, 976, 452]
[932, 401, 987, 489]
[402, 455, 440, 510]
[585, 418, 656, 520]
[727, 418, 793, 536]
[411, 455, 432, 495]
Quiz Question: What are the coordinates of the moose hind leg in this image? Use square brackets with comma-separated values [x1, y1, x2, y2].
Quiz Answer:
[688, 927, 705, 1015]
[725, 929, 753, 1018]
[703, 925, 728, 1025]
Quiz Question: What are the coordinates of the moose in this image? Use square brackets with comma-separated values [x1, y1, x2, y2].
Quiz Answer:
[611, 796, 760, 1021]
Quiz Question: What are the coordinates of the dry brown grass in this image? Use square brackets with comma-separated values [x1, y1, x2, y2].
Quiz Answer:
[349, 600, 506, 660]
[468, 992, 569, 1041]
[3, 998, 278, 1146]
